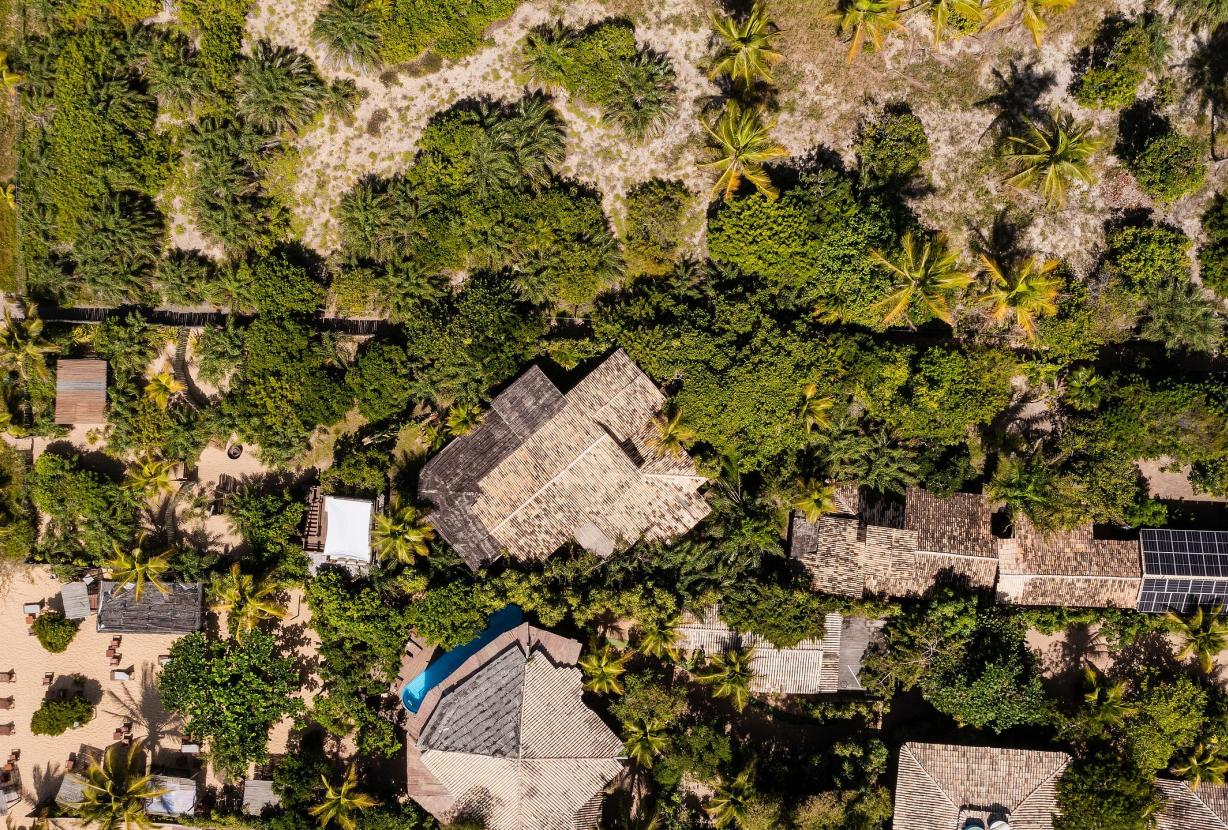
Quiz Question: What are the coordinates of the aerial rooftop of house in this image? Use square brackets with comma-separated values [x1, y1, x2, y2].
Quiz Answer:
[54, 359, 107, 425]
[996, 515, 1143, 608]
[404, 623, 623, 830]
[789, 486, 999, 599]
[303, 490, 374, 573]
[96, 581, 203, 634]
[674, 606, 878, 694]
[1154, 778, 1228, 830]
[418, 349, 709, 570]
[893, 742, 1070, 830]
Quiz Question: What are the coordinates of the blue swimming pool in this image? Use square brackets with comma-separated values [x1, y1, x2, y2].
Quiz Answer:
[400, 604, 524, 713]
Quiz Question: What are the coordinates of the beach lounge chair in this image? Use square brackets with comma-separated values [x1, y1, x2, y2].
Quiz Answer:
[0, 672, 13, 683]
[42, 672, 53, 686]
[0, 724, 12, 736]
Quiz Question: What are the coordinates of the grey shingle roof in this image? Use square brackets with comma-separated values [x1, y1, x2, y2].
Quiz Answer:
[97, 581, 203, 634]
[893, 742, 1070, 830]
[419, 351, 708, 570]
[419, 644, 525, 757]
[1155, 779, 1228, 830]
[60, 581, 91, 620]
[242, 779, 281, 817]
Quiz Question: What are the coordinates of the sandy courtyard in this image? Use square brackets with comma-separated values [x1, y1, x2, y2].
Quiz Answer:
[0, 566, 187, 814]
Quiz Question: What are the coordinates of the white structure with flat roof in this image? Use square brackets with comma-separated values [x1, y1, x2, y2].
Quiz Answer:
[305, 493, 375, 573]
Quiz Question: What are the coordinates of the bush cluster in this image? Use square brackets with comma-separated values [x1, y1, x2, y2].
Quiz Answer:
[1200, 194, 1228, 297]
[1070, 15, 1164, 109]
[30, 694, 95, 736]
[32, 611, 79, 653]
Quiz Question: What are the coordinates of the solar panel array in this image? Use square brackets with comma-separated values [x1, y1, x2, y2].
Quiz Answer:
[1140, 528, 1228, 577]
[1137, 578, 1228, 613]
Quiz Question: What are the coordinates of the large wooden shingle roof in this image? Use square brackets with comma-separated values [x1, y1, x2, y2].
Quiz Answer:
[96, 581, 203, 633]
[419, 351, 709, 570]
[54, 359, 107, 424]
[1155, 779, 1228, 830]
[893, 742, 1070, 830]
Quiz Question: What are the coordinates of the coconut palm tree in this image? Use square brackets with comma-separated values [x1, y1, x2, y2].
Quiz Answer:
[791, 479, 837, 523]
[210, 563, 286, 636]
[799, 383, 834, 435]
[985, 454, 1072, 533]
[1141, 278, 1225, 355]
[651, 404, 696, 458]
[710, 1, 783, 87]
[1081, 667, 1136, 736]
[1165, 604, 1228, 674]
[75, 740, 168, 830]
[144, 371, 185, 409]
[830, 0, 904, 63]
[696, 646, 757, 712]
[869, 231, 974, 327]
[1063, 366, 1104, 411]
[309, 764, 378, 830]
[977, 252, 1062, 339]
[929, 0, 986, 43]
[371, 502, 435, 565]
[985, 0, 1077, 45]
[445, 402, 484, 437]
[635, 619, 680, 661]
[1173, 740, 1228, 790]
[700, 101, 788, 201]
[707, 769, 755, 828]
[123, 456, 177, 500]
[622, 718, 669, 768]
[311, 0, 382, 71]
[0, 307, 54, 381]
[1003, 113, 1102, 207]
[579, 642, 630, 695]
[105, 539, 171, 602]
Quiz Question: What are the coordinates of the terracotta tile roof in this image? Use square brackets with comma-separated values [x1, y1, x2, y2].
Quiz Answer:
[894, 743, 1070, 830]
[419, 351, 709, 570]
[789, 489, 998, 599]
[1155, 779, 1228, 830]
[674, 607, 877, 694]
[997, 515, 1143, 608]
[54, 359, 107, 424]
[406, 624, 624, 830]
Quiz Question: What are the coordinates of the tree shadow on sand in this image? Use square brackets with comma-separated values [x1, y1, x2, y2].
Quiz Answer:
[102, 664, 183, 754]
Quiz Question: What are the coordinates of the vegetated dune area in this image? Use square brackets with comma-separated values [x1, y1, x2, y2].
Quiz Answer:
[2, 0, 1228, 827]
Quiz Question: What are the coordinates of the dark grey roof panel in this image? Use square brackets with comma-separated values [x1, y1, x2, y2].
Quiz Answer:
[427, 494, 504, 570]
[490, 366, 565, 439]
[96, 581, 203, 634]
[1141, 529, 1228, 578]
[837, 616, 877, 692]
[420, 644, 525, 757]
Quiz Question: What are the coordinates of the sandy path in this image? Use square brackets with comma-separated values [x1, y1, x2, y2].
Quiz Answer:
[0, 567, 186, 813]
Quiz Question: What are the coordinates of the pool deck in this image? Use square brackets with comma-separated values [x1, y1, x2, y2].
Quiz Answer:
[390, 634, 437, 698]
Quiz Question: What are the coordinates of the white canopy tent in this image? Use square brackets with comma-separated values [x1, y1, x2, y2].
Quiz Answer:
[321, 496, 374, 564]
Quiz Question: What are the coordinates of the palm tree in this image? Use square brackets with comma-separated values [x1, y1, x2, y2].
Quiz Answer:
[830, 0, 904, 63]
[1063, 366, 1104, 411]
[700, 101, 788, 201]
[1081, 667, 1136, 736]
[696, 646, 757, 712]
[144, 371, 185, 409]
[869, 231, 974, 327]
[707, 769, 755, 829]
[799, 383, 834, 435]
[710, 1, 783, 87]
[791, 479, 837, 523]
[75, 739, 168, 830]
[0, 307, 54, 381]
[1165, 604, 1228, 674]
[1141, 278, 1225, 355]
[930, 0, 986, 43]
[1173, 740, 1228, 790]
[635, 619, 680, 661]
[445, 402, 484, 437]
[986, 454, 1072, 533]
[651, 404, 696, 458]
[236, 40, 329, 134]
[311, 0, 382, 71]
[210, 563, 286, 636]
[977, 252, 1062, 339]
[371, 502, 435, 565]
[579, 642, 630, 695]
[309, 765, 378, 830]
[123, 456, 177, 500]
[1004, 113, 1101, 207]
[622, 718, 669, 768]
[606, 51, 679, 141]
[105, 539, 171, 602]
[985, 0, 1077, 45]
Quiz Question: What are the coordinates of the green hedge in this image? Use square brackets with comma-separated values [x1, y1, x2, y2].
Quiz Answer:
[32, 611, 79, 653]
[30, 695, 95, 736]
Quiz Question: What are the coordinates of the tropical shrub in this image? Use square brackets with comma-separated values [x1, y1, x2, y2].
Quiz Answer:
[29, 452, 138, 570]
[721, 582, 825, 648]
[1120, 124, 1207, 203]
[374, 0, 520, 63]
[345, 341, 413, 423]
[623, 179, 693, 276]
[30, 694, 95, 735]
[1200, 194, 1228, 297]
[32, 611, 79, 653]
[1071, 15, 1165, 109]
[858, 104, 930, 186]
[178, 0, 253, 90]
[1102, 221, 1192, 295]
[524, 20, 678, 139]
[0, 442, 35, 565]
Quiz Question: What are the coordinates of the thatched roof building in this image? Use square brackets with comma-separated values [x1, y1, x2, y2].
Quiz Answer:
[418, 350, 709, 570]
[96, 581, 203, 634]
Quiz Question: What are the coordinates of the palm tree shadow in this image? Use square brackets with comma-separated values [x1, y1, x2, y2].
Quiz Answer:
[276, 620, 321, 694]
[102, 664, 183, 755]
[974, 60, 1056, 142]
[30, 761, 65, 806]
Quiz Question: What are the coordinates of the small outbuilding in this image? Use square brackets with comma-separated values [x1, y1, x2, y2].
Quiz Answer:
[54, 359, 107, 425]
[60, 581, 92, 620]
[304, 488, 374, 572]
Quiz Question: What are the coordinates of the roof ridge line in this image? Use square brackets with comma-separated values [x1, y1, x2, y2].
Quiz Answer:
[485, 431, 611, 537]
[901, 744, 961, 815]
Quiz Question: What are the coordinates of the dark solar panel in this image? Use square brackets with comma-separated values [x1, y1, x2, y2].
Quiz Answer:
[1139, 529, 1228, 578]
[1137, 577, 1228, 613]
